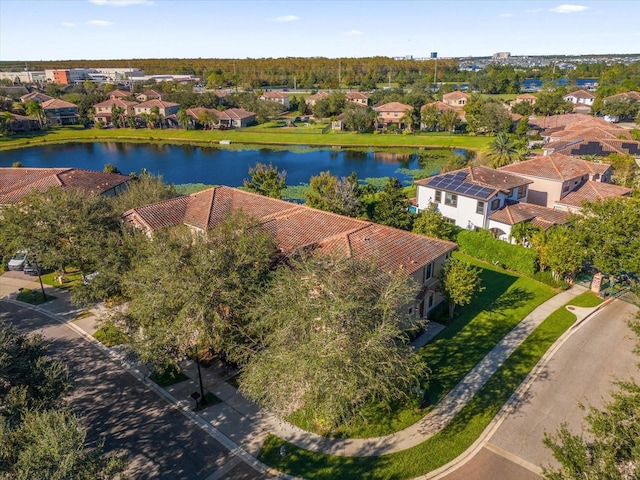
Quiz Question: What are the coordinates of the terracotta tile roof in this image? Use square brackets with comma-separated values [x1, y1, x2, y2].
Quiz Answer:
[552, 138, 640, 157]
[488, 201, 570, 229]
[93, 98, 138, 108]
[306, 91, 330, 102]
[550, 126, 629, 140]
[108, 89, 131, 98]
[0, 167, 131, 204]
[260, 91, 289, 100]
[374, 102, 413, 113]
[565, 89, 596, 100]
[135, 99, 179, 109]
[140, 89, 162, 98]
[415, 165, 531, 198]
[555, 181, 632, 208]
[500, 153, 610, 181]
[185, 107, 216, 119]
[421, 101, 456, 113]
[604, 91, 640, 102]
[528, 113, 593, 129]
[124, 186, 456, 275]
[442, 91, 469, 101]
[20, 92, 53, 103]
[220, 107, 256, 120]
[41, 98, 78, 109]
[345, 92, 370, 100]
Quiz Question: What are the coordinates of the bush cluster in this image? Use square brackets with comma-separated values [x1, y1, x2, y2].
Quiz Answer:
[457, 230, 538, 276]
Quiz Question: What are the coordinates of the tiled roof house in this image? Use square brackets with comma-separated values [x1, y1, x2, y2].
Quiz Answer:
[41, 98, 79, 125]
[498, 153, 630, 211]
[374, 102, 413, 129]
[123, 186, 457, 319]
[93, 98, 139, 125]
[0, 167, 131, 205]
[259, 91, 290, 108]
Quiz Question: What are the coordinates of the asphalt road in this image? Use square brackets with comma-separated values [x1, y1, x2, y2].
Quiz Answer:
[0, 300, 267, 480]
[442, 298, 639, 479]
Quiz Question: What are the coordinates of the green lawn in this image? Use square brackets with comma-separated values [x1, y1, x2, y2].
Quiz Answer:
[287, 253, 556, 438]
[259, 291, 602, 479]
[0, 125, 493, 151]
[16, 288, 55, 305]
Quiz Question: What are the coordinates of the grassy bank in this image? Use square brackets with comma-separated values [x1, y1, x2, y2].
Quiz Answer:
[0, 125, 493, 152]
[259, 291, 602, 479]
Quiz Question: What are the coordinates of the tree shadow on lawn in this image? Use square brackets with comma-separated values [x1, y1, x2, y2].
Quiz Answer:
[419, 269, 538, 405]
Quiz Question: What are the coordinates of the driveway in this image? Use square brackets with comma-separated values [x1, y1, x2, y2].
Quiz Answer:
[0, 300, 268, 480]
[440, 298, 639, 479]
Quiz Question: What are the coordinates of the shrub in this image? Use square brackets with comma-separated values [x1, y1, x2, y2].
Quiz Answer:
[93, 324, 128, 347]
[532, 270, 570, 290]
[457, 229, 538, 276]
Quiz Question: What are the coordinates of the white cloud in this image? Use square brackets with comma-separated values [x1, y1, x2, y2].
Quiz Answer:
[87, 20, 113, 26]
[89, 0, 154, 6]
[273, 15, 299, 22]
[344, 30, 363, 36]
[549, 4, 589, 13]
[499, 13, 513, 17]
[61, 22, 76, 27]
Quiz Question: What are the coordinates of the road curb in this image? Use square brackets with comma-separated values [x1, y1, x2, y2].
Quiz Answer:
[425, 297, 617, 479]
[3, 298, 300, 480]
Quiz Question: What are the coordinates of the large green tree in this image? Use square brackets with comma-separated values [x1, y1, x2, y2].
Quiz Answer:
[120, 212, 277, 368]
[438, 257, 484, 319]
[573, 197, 640, 278]
[372, 177, 414, 230]
[243, 162, 287, 199]
[305, 171, 362, 217]
[412, 204, 458, 241]
[239, 253, 425, 428]
[0, 187, 119, 277]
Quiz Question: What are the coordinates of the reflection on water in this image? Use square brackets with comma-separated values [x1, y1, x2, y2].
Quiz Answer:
[1, 142, 472, 187]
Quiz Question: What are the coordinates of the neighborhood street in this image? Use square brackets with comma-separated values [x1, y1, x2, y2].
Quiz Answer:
[0, 300, 266, 480]
[440, 298, 639, 479]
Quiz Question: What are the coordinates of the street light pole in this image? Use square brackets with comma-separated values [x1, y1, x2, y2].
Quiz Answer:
[194, 346, 207, 407]
[33, 256, 46, 301]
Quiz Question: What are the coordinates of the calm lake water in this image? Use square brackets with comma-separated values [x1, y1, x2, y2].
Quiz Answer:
[0, 142, 469, 187]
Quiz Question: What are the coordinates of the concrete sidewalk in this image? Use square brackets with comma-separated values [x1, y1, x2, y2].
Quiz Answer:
[0, 272, 592, 460]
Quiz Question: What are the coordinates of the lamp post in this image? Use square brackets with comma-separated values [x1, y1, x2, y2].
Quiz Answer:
[193, 345, 207, 409]
[32, 255, 46, 302]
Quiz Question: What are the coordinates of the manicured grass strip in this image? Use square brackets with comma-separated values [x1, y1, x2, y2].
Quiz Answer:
[93, 324, 128, 347]
[0, 125, 493, 151]
[330, 255, 556, 438]
[259, 292, 602, 479]
[16, 288, 55, 305]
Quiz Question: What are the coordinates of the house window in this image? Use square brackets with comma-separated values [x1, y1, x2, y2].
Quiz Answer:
[444, 193, 457, 207]
[517, 186, 526, 199]
[476, 201, 484, 214]
[434, 190, 442, 203]
[491, 198, 500, 210]
[563, 183, 570, 192]
[424, 262, 433, 281]
[508, 188, 514, 197]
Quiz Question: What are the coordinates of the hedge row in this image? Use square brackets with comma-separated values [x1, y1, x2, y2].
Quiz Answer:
[456, 230, 538, 276]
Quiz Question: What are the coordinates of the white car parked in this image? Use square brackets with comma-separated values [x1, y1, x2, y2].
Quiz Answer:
[7, 250, 28, 271]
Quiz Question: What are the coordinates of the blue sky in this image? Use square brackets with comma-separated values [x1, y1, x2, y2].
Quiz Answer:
[1, 0, 638, 61]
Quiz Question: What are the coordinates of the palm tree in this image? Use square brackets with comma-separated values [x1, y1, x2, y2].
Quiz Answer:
[399, 109, 414, 132]
[0, 110, 13, 135]
[438, 109, 459, 133]
[25, 100, 45, 129]
[487, 132, 526, 168]
[177, 108, 190, 130]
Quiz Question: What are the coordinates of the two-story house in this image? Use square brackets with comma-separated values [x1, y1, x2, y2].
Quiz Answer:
[374, 102, 413, 130]
[259, 91, 290, 108]
[415, 166, 536, 240]
[108, 89, 133, 100]
[563, 89, 596, 107]
[499, 153, 631, 212]
[40, 98, 79, 125]
[133, 99, 180, 118]
[305, 91, 330, 107]
[135, 89, 163, 102]
[20, 92, 53, 104]
[345, 91, 370, 106]
[123, 186, 457, 319]
[442, 91, 470, 109]
[93, 98, 138, 125]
